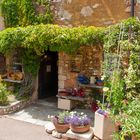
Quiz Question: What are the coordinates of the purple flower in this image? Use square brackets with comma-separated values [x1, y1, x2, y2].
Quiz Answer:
[67, 112, 91, 126]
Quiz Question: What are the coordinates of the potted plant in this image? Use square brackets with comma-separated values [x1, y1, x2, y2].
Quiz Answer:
[67, 111, 91, 133]
[49, 111, 70, 133]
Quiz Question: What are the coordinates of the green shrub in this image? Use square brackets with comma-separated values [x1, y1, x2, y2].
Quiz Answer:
[0, 82, 9, 105]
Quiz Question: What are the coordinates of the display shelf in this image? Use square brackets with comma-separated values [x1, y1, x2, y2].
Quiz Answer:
[3, 78, 23, 84]
[78, 83, 104, 89]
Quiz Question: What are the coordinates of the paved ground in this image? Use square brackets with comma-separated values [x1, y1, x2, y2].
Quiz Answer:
[3, 97, 95, 140]
[7, 97, 95, 126]
[0, 116, 57, 140]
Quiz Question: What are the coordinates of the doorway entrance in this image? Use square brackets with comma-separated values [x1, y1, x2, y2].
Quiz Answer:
[38, 51, 58, 99]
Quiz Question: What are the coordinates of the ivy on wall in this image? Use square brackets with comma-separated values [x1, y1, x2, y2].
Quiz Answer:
[0, 18, 140, 54]
[0, 0, 140, 104]
[0, 0, 53, 27]
[1, 1, 140, 99]
[0, 0, 53, 76]
[104, 18, 140, 102]
[0, 24, 104, 54]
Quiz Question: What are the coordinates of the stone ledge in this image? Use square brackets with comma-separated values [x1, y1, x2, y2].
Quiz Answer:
[66, 128, 94, 140]
[0, 99, 32, 115]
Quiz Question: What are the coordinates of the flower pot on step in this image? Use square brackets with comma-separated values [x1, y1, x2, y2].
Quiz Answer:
[53, 123, 69, 133]
[70, 125, 90, 133]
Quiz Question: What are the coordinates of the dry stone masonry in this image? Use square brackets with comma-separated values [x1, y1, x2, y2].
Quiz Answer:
[51, 0, 130, 91]
[52, 0, 129, 26]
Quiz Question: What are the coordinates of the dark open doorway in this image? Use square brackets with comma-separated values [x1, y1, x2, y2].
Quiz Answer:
[38, 51, 58, 99]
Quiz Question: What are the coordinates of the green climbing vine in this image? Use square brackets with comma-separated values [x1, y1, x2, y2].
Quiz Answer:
[0, 0, 53, 27]
[0, 15, 140, 79]
[21, 49, 40, 76]
[0, 24, 104, 54]
[0, 0, 19, 27]
[0, 0, 53, 76]
[102, 19, 140, 138]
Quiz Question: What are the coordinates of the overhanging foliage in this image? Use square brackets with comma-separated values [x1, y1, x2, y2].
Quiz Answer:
[0, 18, 140, 55]
[0, 24, 104, 54]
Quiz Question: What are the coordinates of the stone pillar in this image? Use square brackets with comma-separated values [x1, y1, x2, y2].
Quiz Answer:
[31, 75, 39, 102]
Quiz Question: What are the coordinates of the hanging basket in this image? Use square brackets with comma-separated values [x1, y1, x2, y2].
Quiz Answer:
[70, 125, 90, 133]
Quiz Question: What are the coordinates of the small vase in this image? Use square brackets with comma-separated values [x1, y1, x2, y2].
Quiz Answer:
[53, 122, 69, 133]
[70, 125, 90, 133]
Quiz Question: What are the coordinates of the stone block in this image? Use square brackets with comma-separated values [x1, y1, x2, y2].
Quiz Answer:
[59, 75, 67, 80]
[45, 121, 55, 134]
[58, 98, 75, 110]
[45, 122, 55, 134]
[52, 130, 62, 139]
[0, 16, 5, 31]
[62, 133, 67, 139]
[59, 80, 65, 89]
[66, 128, 94, 140]
[0, 109, 4, 115]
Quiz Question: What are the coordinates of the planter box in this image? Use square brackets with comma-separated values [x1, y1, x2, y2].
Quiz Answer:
[94, 110, 115, 140]
[58, 98, 75, 110]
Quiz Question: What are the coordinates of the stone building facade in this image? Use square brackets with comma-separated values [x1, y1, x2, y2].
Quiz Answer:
[52, 0, 132, 92]
[0, 0, 140, 100]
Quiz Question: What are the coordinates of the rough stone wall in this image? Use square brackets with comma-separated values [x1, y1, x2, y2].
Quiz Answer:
[58, 52, 78, 89]
[136, 2, 140, 18]
[0, 99, 32, 115]
[52, 0, 129, 27]
[0, 16, 5, 31]
[55, 1, 140, 90]
[80, 46, 103, 78]
[58, 46, 103, 90]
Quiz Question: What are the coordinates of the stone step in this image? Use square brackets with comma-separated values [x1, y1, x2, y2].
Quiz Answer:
[66, 127, 94, 140]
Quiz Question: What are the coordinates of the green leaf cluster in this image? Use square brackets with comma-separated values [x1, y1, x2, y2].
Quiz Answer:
[0, 24, 104, 54]
[0, 82, 9, 105]
[0, 0, 53, 27]
[115, 98, 140, 138]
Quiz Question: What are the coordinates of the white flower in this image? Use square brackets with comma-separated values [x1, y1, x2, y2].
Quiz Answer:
[81, 112, 84, 115]
[101, 75, 106, 80]
[48, 115, 54, 119]
[103, 87, 109, 92]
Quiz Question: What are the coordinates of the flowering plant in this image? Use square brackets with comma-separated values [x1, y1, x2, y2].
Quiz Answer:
[48, 111, 70, 124]
[66, 111, 91, 126]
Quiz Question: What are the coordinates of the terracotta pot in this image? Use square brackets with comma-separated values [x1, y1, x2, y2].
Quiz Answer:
[132, 134, 138, 140]
[53, 123, 69, 133]
[115, 121, 122, 132]
[58, 92, 69, 96]
[70, 125, 90, 133]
